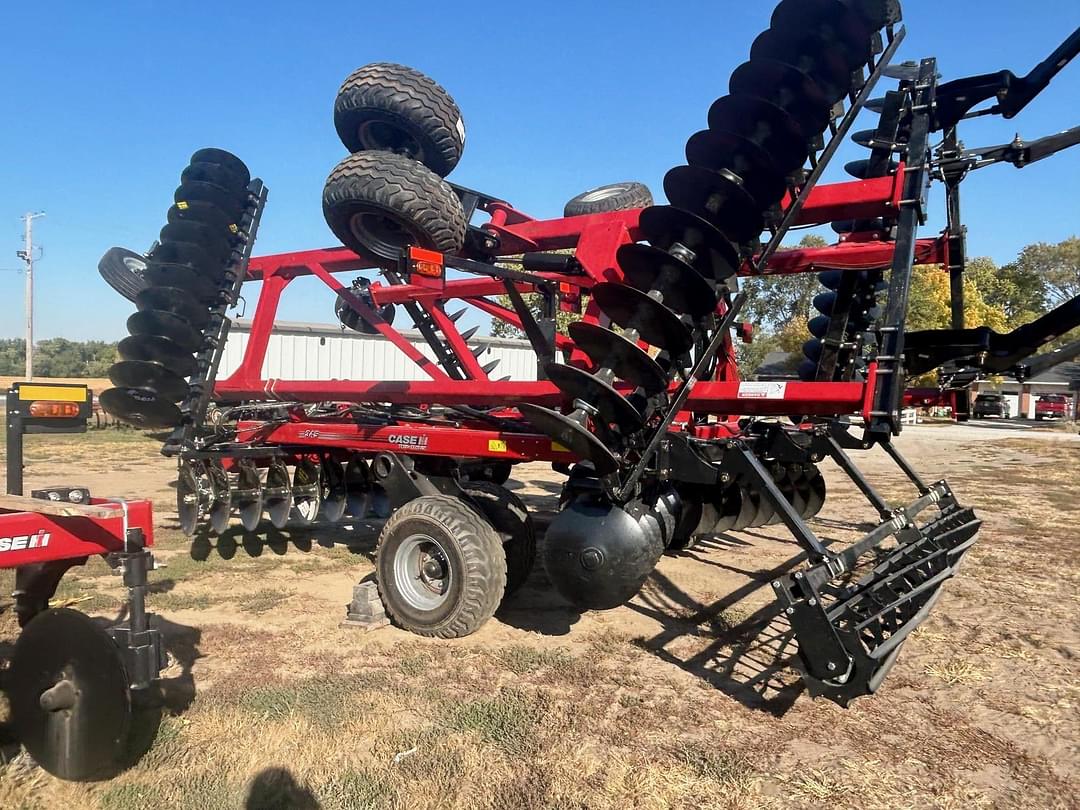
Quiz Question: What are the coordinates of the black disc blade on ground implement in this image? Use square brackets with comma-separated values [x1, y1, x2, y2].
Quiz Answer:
[684, 129, 789, 212]
[567, 321, 668, 395]
[750, 28, 859, 99]
[545, 362, 644, 434]
[126, 310, 203, 353]
[118, 334, 197, 378]
[142, 262, 220, 303]
[99, 387, 182, 429]
[176, 461, 202, 535]
[638, 204, 742, 281]
[190, 147, 251, 187]
[730, 58, 833, 137]
[591, 282, 694, 355]
[97, 247, 149, 303]
[175, 180, 246, 222]
[167, 199, 238, 238]
[707, 95, 810, 174]
[108, 360, 189, 402]
[663, 165, 764, 244]
[135, 285, 211, 330]
[149, 239, 220, 278]
[615, 243, 718, 318]
[770, 0, 873, 63]
[159, 221, 231, 264]
[181, 161, 249, 196]
[7, 608, 132, 781]
[518, 403, 619, 475]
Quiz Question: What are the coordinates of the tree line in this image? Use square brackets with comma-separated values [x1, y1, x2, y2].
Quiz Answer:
[0, 338, 117, 377]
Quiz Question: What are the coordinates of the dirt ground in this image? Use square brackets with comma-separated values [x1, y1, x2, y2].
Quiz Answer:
[0, 422, 1077, 809]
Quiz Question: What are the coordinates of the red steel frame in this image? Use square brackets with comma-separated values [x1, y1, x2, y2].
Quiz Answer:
[220, 170, 947, 462]
[0, 498, 154, 570]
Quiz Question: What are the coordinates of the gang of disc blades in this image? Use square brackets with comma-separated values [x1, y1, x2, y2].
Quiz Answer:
[568, 321, 668, 394]
[712, 485, 743, 533]
[663, 165, 764, 244]
[191, 147, 251, 186]
[615, 243, 718, 318]
[98, 246, 149, 303]
[108, 359, 189, 402]
[320, 459, 348, 523]
[707, 95, 810, 174]
[168, 199, 238, 237]
[517, 403, 619, 475]
[639, 204, 742, 280]
[148, 239, 220, 279]
[177, 462, 202, 536]
[181, 160, 249, 194]
[207, 462, 232, 533]
[160, 221, 231, 264]
[99, 387, 182, 429]
[174, 180, 246, 221]
[770, 0, 872, 62]
[750, 28, 858, 97]
[7, 608, 132, 781]
[729, 58, 833, 136]
[126, 309, 203, 353]
[803, 466, 827, 518]
[592, 282, 694, 354]
[545, 362, 644, 433]
[135, 285, 211, 329]
[264, 460, 293, 529]
[730, 485, 760, 531]
[683, 129, 788, 210]
[142, 262, 220, 302]
[118, 334, 197, 378]
[235, 463, 264, 532]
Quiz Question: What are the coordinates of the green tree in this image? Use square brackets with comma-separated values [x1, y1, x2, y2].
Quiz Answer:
[0, 339, 25, 375]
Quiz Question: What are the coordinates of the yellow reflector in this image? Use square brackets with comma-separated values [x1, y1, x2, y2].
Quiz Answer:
[18, 384, 88, 402]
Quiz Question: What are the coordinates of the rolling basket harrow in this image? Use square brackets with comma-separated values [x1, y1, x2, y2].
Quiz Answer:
[90, 0, 1080, 705]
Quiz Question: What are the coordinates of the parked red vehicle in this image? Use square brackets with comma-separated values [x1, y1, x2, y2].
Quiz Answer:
[1035, 393, 1071, 419]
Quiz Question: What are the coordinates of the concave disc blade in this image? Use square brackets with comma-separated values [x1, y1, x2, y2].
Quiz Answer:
[176, 462, 202, 536]
[190, 147, 251, 186]
[851, 128, 902, 152]
[136, 285, 211, 330]
[518, 403, 619, 475]
[320, 459, 348, 523]
[544, 363, 644, 433]
[749, 481, 777, 528]
[142, 262, 220, 303]
[639, 204, 741, 281]
[181, 160, 249, 195]
[99, 387, 182, 429]
[160, 221, 231, 264]
[292, 459, 323, 524]
[97, 247, 148, 303]
[750, 28, 857, 99]
[707, 96, 809, 174]
[109, 360, 189, 402]
[264, 461, 293, 529]
[568, 321, 668, 394]
[175, 180, 246, 222]
[730, 58, 833, 137]
[118, 334, 196, 378]
[615, 243, 718, 318]
[844, 158, 898, 179]
[234, 464, 264, 532]
[712, 485, 743, 534]
[8, 608, 132, 781]
[770, 0, 872, 64]
[803, 465, 827, 518]
[126, 310, 203, 353]
[148, 239, 219, 278]
[168, 199, 238, 238]
[592, 282, 694, 355]
[663, 165, 764, 244]
[684, 129, 788, 211]
[208, 462, 232, 533]
[730, 485, 760, 530]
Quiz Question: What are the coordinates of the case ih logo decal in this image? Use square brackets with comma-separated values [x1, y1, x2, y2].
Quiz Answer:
[0, 529, 51, 552]
[388, 434, 429, 449]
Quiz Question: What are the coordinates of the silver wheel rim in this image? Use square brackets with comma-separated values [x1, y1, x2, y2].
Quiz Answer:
[393, 533, 452, 611]
[578, 184, 631, 202]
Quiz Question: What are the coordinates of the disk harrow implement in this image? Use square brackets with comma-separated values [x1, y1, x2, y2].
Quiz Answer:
[94, 0, 1080, 705]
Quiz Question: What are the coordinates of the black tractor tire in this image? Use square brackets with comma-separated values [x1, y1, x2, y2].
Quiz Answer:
[563, 182, 653, 217]
[98, 247, 149, 303]
[334, 63, 465, 177]
[460, 480, 536, 597]
[375, 495, 506, 638]
[323, 151, 467, 264]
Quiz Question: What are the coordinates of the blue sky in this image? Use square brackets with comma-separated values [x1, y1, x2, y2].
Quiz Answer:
[0, 0, 1078, 341]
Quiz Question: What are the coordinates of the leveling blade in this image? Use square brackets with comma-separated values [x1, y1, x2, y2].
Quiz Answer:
[774, 483, 981, 705]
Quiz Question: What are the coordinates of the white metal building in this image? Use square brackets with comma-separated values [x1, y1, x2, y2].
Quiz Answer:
[219, 320, 539, 382]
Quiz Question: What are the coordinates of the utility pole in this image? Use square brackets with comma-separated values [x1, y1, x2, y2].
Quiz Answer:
[16, 212, 45, 380]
